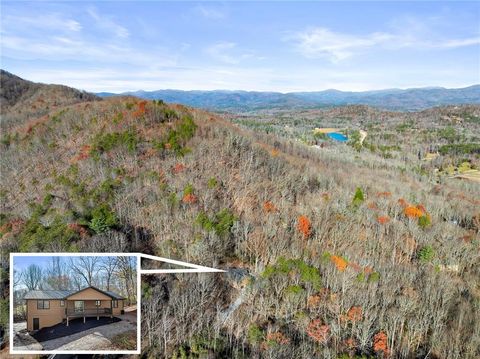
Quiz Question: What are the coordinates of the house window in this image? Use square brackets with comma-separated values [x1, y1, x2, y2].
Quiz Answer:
[74, 300, 84, 313]
[112, 300, 118, 308]
[37, 300, 50, 309]
[60, 300, 65, 307]
[95, 300, 101, 307]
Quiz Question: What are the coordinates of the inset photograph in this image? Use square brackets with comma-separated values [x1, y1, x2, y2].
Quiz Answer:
[10, 254, 139, 354]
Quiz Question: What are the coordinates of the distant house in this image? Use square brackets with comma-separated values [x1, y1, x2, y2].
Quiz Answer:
[24, 286, 125, 331]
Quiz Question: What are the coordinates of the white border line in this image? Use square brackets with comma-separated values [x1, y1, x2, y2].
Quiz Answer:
[9, 253, 141, 355]
[9, 252, 224, 355]
[141, 268, 220, 273]
[139, 253, 225, 273]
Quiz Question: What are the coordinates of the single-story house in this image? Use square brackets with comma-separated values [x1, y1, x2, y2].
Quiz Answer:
[24, 286, 125, 331]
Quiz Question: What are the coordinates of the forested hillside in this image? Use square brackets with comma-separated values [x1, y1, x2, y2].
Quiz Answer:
[0, 70, 99, 129]
[1, 85, 479, 357]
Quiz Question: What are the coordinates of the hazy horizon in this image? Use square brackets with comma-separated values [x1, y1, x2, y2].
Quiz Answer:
[97, 84, 480, 95]
[3, 69, 479, 95]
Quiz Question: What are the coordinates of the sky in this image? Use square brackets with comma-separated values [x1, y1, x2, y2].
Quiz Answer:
[14, 256, 53, 272]
[1, 1, 479, 93]
[13, 255, 136, 271]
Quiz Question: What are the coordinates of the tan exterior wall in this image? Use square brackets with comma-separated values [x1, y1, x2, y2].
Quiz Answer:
[66, 287, 112, 300]
[85, 300, 108, 310]
[26, 288, 125, 331]
[26, 299, 65, 331]
[65, 299, 124, 315]
[65, 300, 113, 311]
[112, 300, 124, 315]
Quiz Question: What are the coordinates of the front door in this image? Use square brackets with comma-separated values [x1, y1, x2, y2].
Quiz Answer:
[33, 318, 39, 330]
[74, 300, 84, 313]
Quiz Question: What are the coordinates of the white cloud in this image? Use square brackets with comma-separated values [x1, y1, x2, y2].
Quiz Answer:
[289, 26, 480, 62]
[180, 43, 191, 51]
[1, 33, 177, 68]
[435, 37, 480, 49]
[1, 7, 178, 76]
[289, 27, 393, 62]
[205, 42, 239, 64]
[205, 42, 261, 64]
[87, 7, 129, 38]
[2, 13, 82, 32]
[195, 5, 226, 20]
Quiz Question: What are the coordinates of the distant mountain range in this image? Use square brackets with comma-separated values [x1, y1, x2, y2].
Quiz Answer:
[98, 85, 480, 111]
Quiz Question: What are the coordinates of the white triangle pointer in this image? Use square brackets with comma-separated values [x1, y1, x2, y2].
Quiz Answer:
[139, 253, 225, 274]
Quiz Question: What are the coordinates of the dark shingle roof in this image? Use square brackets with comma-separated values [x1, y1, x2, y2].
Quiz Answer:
[23, 286, 125, 300]
[104, 290, 125, 300]
[24, 290, 74, 299]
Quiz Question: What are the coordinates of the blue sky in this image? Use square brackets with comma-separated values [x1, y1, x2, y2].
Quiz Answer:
[1, 1, 479, 92]
[13, 255, 137, 271]
[14, 256, 53, 271]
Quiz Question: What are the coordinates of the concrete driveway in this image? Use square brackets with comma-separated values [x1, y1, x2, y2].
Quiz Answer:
[12, 321, 43, 351]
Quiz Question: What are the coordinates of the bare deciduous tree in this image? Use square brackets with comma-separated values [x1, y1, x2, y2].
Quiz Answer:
[13, 269, 22, 288]
[22, 264, 43, 290]
[117, 256, 136, 305]
[99, 256, 118, 291]
[46, 256, 69, 290]
[70, 257, 99, 287]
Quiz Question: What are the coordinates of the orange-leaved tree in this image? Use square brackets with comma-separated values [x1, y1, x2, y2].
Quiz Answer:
[75, 145, 91, 161]
[182, 184, 197, 204]
[182, 194, 197, 204]
[344, 337, 358, 349]
[172, 163, 186, 174]
[346, 306, 363, 322]
[368, 202, 379, 210]
[307, 319, 330, 343]
[307, 294, 322, 308]
[297, 215, 312, 238]
[373, 331, 389, 356]
[404, 206, 424, 218]
[67, 223, 88, 238]
[133, 100, 147, 118]
[377, 215, 390, 224]
[263, 201, 276, 213]
[331, 255, 348, 271]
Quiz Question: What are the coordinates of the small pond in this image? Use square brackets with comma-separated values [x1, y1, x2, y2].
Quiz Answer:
[327, 132, 348, 142]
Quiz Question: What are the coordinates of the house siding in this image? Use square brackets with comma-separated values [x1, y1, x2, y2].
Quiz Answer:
[112, 300, 124, 315]
[25, 287, 126, 331]
[66, 287, 112, 300]
[66, 288, 124, 315]
[65, 299, 116, 311]
[26, 299, 65, 331]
